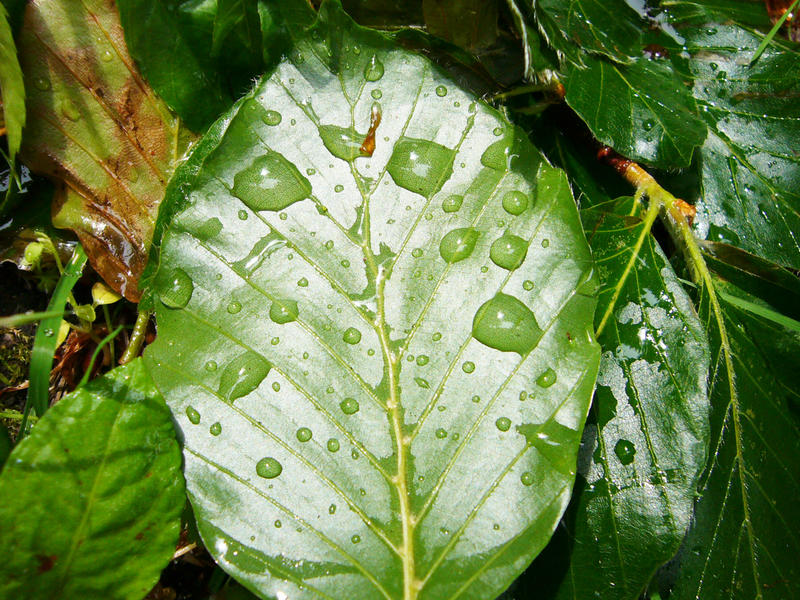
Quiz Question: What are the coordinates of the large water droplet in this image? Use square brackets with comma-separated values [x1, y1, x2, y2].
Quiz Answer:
[481, 138, 510, 171]
[490, 233, 528, 270]
[256, 457, 282, 479]
[441, 194, 464, 213]
[364, 55, 384, 81]
[340, 398, 360, 415]
[387, 137, 456, 197]
[472, 293, 542, 354]
[232, 232, 287, 277]
[502, 191, 528, 215]
[615, 439, 636, 465]
[232, 153, 311, 212]
[319, 125, 368, 161]
[262, 110, 282, 126]
[218, 352, 271, 402]
[536, 368, 557, 388]
[496, 417, 511, 432]
[160, 269, 194, 309]
[269, 299, 299, 324]
[343, 327, 362, 344]
[186, 406, 201, 424]
[296, 427, 312, 442]
[439, 228, 479, 263]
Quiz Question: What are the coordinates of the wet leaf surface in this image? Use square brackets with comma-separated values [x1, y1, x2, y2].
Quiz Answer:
[18, 0, 189, 300]
[143, 3, 600, 599]
[0, 359, 184, 599]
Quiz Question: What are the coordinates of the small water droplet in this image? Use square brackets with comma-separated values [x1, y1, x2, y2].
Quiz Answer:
[473, 293, 542, 354]
[415, 377, 430, 389]
[60, 99, 81, 121]
[523, 280, 534, 291]
[490, 233, 528, 270]
[493, 127, 503, 136]
[521, 472, 534, 486]
[186, 406, 201, 424]
[327, 438, 340, 452]
[502, 191, 528, 215]
[540, 238, 550, 248]
[536, 368, 557, 388]
[297, 427, 312, 442]
[435, 428, 448, 439]
[343, 327, 362, 344]
[364, 55, 384, 81]
[100, 49, 114, 62]
[461, 361, 475, 373]
[334, 184, 345, 192]
[297, 277, 309, 287]
[269, 299, 299, 324]
[271, 381, 281, 392]
[351, 534, 361, 544]
[43, 328, 54, 337]
[615, 439, 636, 465]
[160, 269, 194, 309]
[435, 85, 447, 97]
[432, 332, 442, 341]
[371, 89, 383, 99]
[439, 227, 479, 263]
[412, 248, 423, 258]
[256, 457, 282, 479]
[471, 395, 480, 403]
[340, 398, 360, 415]
[33, 76, 51, 91]
[329, 504, 337, 514]
[227, 301, 242, 314]
[238, 209, 248, 220]
[496, 417, 511, 431]
[274, 520, 282, 528]
[442, 194, 464, 213]
[416, 355, 429, 366]
[262, 110, 282, 126]
[519, 391, 528, 401]
[210, 422, 222, 436]
[205, 360, 218, 372]
[643, 119, 655, 131]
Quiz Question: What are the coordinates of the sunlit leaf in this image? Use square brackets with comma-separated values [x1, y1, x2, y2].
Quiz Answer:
[0, 1, 25, 167]
[143, 3, 600, 598]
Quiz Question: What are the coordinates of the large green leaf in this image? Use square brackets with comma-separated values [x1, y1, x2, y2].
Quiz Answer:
[0, 359, 185, 599]
[18, 0, 188, 300]
[144, 3, 600, 599]
[681, 22, 800, 270]
[669, 274, 800, 600]
[0, 1, 25, 167]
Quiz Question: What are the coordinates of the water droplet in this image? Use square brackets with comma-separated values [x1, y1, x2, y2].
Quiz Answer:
[262, 110, 282, 126]
[210, 422, 222, 436]
[160, 269, 194, 309]
[343, 327, 362, 344]
[274, 520, 282, 528]
[415, 377, 430, 389]
[412, 248, 423, 258]
[271, 337, 280, 346]
[218, 352, 271, 402]
[490, 233, 528, 270]
[521, 472, 534, 486]
[205, 360, 218, 372]
[100, 49, 114, 62]
[387, 137, 456, 197]
[471, 395, 480, 403]
[493, 523, 500, 531]
[351, 534, 361, 544]
[238, 209, 248, 220]
[615, 439, 636, 465]
[232, 152, 311, 211]
[43, 328, 54, 337]
[439, 228, 479, 263]
[416, 355, 429, 366]
[643, 119, 655, 131]
[371, 89, 383, 99]
[523, 280, 534, 291]
[472, 293, 542, 354]
[364, 55, 384, 81]
[462, 361, 475, 373]
[60, 99, 81, 121]
[432, 332, 442, 341]
[340, 398, 360, 415]
[319, 125, 368, 161]
[227, 301, 242, 314]
[502, 191, 528, 215]
[33, 76, 50, 91]
[441, 194, 463, 213]
[272, 382, 281, 392]
[519, 391, 528, 401]
[296, 427, 312, 442]
[496, 417, 511, 432]
[435, 428, 448, 439]
[327, 438, 340, 452]
[269, 299, 299, 324]
[231, 232, 286, 277]
[536, 368, 557, 388]
[186, 406, 201, 424]
[256, 457, 282, 478]
[435, 85, 448, 97]
[297, 277, 309, 287]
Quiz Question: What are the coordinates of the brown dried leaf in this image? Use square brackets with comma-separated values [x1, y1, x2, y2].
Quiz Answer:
[18, 0, 194, 301]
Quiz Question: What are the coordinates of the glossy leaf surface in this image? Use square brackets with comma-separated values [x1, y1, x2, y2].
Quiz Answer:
[670, 275, 800, 600]
[524, 198, 710, 599]
[0, 359, 184, 599]
[144, 3, 600, 599]
[18, 0, 187, 300]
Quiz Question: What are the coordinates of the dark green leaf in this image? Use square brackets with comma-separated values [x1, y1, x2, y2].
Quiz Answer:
[341, 0, 424, 28]
[0, 1, 25, 165]
[144, 3, 600, 598]
[422, 0, 498, 51]
[565, 56, 707, 168]
[670, 275, 800, 600]
[522, 197, 710, 599]
[0, 359, 185, 599]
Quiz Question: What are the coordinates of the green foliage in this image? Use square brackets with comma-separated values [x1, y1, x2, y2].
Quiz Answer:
[4, 0, 800, 599]
[0, 359, 185, 599]
[0, 2, 24, 167]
